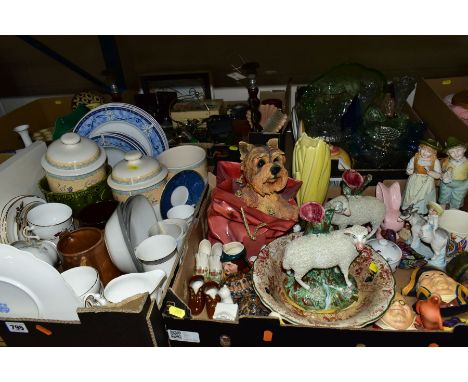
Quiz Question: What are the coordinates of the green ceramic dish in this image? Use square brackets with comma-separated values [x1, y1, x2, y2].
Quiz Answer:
[38, 166, 113, 217]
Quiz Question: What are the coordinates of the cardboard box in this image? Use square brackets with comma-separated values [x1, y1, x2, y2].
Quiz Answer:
[413, 76, 468, 143]
[0, 143, 169, 346]
[171, 99, 223, 128]
[0, 96, 73, 153]
[0, 294, 168, 346]
[163, 178, 468, 346]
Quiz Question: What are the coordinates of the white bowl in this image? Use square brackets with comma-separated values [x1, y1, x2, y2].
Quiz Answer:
[156, 145, 207, 180]
[135, 234, 178, 276]
[367, 239, 402, 272]
[439, 209, 468, 240]
[104, 206, 139, 273]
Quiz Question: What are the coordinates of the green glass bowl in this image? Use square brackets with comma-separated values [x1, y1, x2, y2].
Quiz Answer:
[38, 166, 113, 217]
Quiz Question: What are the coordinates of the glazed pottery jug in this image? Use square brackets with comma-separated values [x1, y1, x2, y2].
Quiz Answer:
[57, 227, 121, 285]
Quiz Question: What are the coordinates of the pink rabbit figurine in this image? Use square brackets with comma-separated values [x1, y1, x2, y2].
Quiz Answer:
[376, 182, 404, 239]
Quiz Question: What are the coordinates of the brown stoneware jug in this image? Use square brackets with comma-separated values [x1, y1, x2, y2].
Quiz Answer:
[58, 227, 121, 285]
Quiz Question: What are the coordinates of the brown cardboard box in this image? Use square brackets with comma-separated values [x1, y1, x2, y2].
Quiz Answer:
[0, 294, 167, 346]
[170, 99, 223, 128]
[0, 96, 73, 152]
[413, 76, 468, 143]
[164, 177, 468, 346]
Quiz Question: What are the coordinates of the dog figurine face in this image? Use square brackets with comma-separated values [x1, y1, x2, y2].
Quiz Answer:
[239, 138, 288, 196]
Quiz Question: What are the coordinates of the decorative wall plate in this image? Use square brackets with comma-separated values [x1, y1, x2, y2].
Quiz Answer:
[253, 232, 395, 328]
[74, 103, 168, 158]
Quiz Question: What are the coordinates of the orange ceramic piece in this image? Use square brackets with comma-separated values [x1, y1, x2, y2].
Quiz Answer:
[416, 294, 444, 330]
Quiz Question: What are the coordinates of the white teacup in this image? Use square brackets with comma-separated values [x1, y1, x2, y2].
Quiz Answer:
[23, 203, 73, 241]
[84, 269, 166, 307]
[149, 220, 185, 251]
[135, 234, 178, 276]
[61, 266, 102, 306]
[167, 204, 195, 223]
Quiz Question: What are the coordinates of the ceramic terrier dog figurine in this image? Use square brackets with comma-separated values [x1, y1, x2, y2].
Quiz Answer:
[238, 138, 298, 221]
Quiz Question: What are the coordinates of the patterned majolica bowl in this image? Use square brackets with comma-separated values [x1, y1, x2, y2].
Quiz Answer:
[39, 166, 113, 217]
[107, 151, 167, 203]
[253, 232, 395, 328]
[41, 132, 107, 193]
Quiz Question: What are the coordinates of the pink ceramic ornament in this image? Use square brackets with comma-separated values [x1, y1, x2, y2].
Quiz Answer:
[376, 182, 404, 239]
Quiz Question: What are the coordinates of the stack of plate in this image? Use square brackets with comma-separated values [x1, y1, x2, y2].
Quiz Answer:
[74, 103, 169, 166]
[0, 195, 46, 244]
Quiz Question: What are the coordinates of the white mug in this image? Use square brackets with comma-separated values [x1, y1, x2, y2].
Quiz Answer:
[61, 266, 102, 306]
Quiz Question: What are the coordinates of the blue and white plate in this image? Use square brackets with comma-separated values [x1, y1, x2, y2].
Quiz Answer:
[73, 103, 168, 157]
[160, 170, 205, 219]
[90, 133, 146, 167]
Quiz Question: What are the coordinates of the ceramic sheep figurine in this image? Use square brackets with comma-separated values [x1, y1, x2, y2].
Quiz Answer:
[325, 195, 385, 238]
[282, 225, 369, 290]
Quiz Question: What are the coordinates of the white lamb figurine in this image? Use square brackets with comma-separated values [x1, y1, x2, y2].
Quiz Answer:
[282, 225, 369, 290]
[325, 195, 385, 238]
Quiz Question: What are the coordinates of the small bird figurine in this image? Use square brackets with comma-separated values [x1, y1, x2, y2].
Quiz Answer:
[415, 294, 444, 330]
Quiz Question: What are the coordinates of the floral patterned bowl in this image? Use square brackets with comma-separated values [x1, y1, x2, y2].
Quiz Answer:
[253, 232, 395, 328]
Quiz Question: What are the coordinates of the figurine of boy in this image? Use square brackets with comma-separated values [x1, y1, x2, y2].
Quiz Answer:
[423, 201, 444, 233]
[402, 138, 442, 215]
[438, 136, 468, 210]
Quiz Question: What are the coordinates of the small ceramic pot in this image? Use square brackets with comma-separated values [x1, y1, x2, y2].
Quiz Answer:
[367, 239, 402, 272]
[156, 145, 207, 180]
[439, 209, 468, 255]
[78, 200, 119, 230]
[41, 132, 107, 193]
[38, 166, 113, 217]
[107, 151, 168, 203]
[57, 227, 121, 286]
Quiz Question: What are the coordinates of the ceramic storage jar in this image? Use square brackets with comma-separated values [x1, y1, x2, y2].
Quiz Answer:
[107, 151, 168, 203]
[41, 132, 107, 193]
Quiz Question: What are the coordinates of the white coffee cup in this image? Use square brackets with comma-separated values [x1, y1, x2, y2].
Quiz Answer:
[167, 204, 195, 223]
[61, 266, 102, 306]
[23, 203, 73, 241]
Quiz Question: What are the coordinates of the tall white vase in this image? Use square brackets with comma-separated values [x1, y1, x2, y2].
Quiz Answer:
[14, 124, 33, 147]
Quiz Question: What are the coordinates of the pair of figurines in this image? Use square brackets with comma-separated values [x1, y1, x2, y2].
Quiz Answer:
[402, 137, 467, 214]
[376, 265, 468, 331]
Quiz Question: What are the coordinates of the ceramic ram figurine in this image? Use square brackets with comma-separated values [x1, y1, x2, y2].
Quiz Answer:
[282, 225, 369, 290]
[325, 195, 385, 238]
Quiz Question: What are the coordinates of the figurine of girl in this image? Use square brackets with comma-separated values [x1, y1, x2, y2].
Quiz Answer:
[438, 137, 468, 210]
[402, 138, 442, 215]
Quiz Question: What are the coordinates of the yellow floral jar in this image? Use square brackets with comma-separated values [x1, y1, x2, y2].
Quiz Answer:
[107, 151, 168, 203]
[41, 132, 107, 193]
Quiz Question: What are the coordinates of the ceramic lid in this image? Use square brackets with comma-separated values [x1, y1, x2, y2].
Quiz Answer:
[367, 239, 402, 263]
[108, 151, 167, 192]
[41, 132, 107, 176]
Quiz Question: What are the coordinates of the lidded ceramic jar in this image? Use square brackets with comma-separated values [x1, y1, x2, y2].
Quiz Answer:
[41, 132, 107, 193]
[107, 151, 168, 203]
